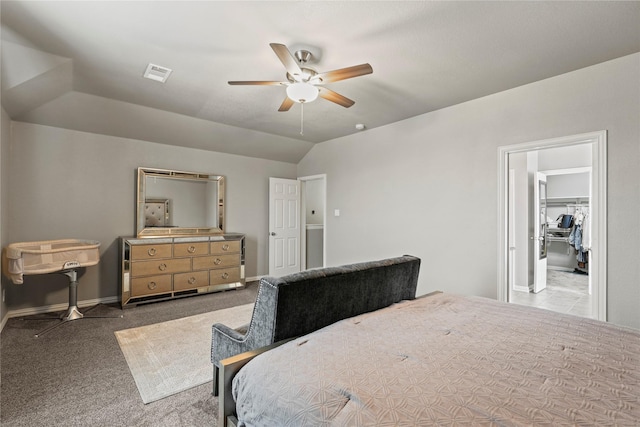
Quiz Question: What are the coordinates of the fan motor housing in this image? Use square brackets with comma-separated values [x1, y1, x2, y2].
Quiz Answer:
[286, 67, 320, 84]
[294, 50, 313, 64]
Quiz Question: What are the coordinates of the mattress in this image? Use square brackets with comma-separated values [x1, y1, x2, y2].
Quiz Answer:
[3, 239, 100, 284]
[232, 293, 640, 426]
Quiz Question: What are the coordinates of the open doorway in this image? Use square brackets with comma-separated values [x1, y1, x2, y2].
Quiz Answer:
[498, 131, 607, 321]
[299, 174, 326, 270]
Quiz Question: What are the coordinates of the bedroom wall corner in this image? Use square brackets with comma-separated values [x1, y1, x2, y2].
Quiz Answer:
[1, 107, 11, 330]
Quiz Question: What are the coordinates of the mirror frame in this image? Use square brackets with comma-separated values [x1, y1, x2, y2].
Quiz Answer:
[137, 167, 225, 237]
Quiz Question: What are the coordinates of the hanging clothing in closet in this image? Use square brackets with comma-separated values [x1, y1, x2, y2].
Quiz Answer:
[581, 212, 590, 249]
[568, 208, 589, 272]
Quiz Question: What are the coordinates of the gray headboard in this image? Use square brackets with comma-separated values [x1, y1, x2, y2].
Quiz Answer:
[212, 255, 421, 373]
[266, 255, 421, 341]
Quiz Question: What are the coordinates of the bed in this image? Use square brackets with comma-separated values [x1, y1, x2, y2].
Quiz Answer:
[221, 292, 640, 426]
[211, 255, 421, 396]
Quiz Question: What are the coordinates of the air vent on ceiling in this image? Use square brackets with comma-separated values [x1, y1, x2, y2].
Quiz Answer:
[143, 63, 172, 83]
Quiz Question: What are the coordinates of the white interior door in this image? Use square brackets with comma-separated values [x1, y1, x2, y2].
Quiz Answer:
[269, 178, 301, 277]
[533, 172, 547, 293]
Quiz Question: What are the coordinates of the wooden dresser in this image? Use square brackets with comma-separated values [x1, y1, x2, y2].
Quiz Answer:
[119, 233, 245, 307]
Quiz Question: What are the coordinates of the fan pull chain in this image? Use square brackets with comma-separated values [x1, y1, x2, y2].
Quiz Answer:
[300, 102, 304, 136]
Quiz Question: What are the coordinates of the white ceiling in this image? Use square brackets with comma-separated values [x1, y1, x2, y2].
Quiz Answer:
[2, 1, 639, 163]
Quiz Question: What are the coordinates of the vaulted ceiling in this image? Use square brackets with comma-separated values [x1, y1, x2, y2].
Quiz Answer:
[2, 1, 639, 163]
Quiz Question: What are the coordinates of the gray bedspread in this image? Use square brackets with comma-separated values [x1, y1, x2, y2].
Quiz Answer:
[232, 293, 640, 426]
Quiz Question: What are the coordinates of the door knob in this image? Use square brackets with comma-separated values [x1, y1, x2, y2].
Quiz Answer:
[270, 232, 276, 236]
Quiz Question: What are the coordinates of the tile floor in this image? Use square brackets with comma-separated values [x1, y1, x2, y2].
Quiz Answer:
[509, 268, 594, 319]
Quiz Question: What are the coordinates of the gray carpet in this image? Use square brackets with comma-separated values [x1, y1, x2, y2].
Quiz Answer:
[0, 281, 259, 427]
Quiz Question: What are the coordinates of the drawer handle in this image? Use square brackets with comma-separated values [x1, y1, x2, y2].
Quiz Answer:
[188, 276, 197, 285]
[148, 281, 157, 290]
[148, 248, 157, 256]
[187, 245, 196, 253]
[222, 244, 230, 251]
[158, 263, 167, 271]
[221, 272, 229, 280]
[214, 258, 222, 265]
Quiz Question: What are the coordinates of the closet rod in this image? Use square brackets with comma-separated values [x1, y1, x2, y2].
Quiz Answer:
[565, 203, 589, 207]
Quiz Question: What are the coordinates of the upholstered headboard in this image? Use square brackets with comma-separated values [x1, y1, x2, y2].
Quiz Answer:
[265, 255, 421, 341]
[211, 255, 421, 374]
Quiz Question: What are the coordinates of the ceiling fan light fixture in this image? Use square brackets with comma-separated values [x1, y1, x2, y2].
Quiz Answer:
[286, 82, 319, 103]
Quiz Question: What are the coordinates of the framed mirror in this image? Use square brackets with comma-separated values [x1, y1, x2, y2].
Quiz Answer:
[137, 167, 225, 237]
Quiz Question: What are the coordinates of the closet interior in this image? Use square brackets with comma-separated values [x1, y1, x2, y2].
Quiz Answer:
[545, 172, 590, 276]
[547, 199, 589, 275]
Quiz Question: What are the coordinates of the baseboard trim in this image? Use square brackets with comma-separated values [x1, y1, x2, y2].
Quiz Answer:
[1, 279, 264, 333]
[3, 296, 119, 325]
[0, 311, 9, 333]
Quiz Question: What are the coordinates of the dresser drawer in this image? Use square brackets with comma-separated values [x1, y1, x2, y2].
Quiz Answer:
[130, 243, 172, 260]
[131, 257, 192, 277]
[173, 242, 209, 257]
[192, 253, 240, 270]
[210, 267, 241, 285]
[131, 274, 172, 297]
[121, 235, 245, 307]
[211, 240, 241, 254]
[174, 270, 209, 291]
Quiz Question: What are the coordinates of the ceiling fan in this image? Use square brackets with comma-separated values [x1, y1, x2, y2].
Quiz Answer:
[228, 43, 373, 112]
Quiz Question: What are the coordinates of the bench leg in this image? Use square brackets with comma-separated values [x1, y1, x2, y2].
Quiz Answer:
[213, 365, 219, 396]
[33, 269, 122, 337]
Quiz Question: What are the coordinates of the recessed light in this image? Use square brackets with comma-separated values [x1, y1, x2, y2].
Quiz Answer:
[355, 123, 365, 131]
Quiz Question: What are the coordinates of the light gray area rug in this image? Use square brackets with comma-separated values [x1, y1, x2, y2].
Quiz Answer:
[115, 303, 254, 404]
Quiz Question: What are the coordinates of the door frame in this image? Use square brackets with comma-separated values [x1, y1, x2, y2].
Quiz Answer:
[497, 130, 607, 321]
[532, 172, 548, 294]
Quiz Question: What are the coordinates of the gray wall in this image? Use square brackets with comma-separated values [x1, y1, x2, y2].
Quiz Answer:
[306, 227, 324, 269]
[304, 179, 325, 225]
[546, 173, 590, 200]
[538, 144, 592, 171]
[1, 107, 10, 322]
[297, 53, 640, 329]
[3, 123, 296, 311]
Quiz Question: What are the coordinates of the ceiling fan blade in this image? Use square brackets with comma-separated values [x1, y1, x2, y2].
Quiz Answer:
[278, 97, 295, 112]
[270, 43, 303, 78]
[316, 63, 373, 83]
[318, 88, 355, 108]
[228, 81, 285, 86]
